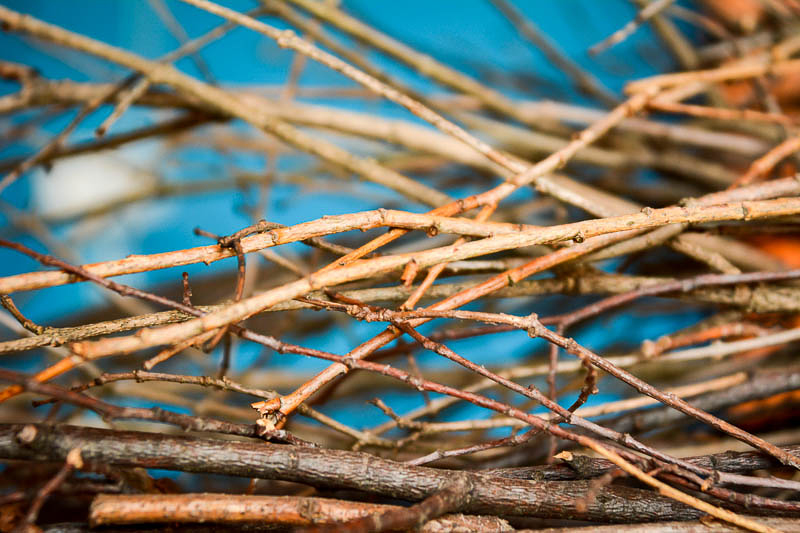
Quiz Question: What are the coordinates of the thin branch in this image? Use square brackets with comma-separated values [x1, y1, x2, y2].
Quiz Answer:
[589, 0, 677, 56]
[489, 0, 619, 106]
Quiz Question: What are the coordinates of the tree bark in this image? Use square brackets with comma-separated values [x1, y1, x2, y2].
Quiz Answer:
[0, 423, 701, 523]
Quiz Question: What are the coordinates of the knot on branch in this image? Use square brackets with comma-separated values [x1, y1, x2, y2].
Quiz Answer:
[345, 304, 371, 321]
[526, 313, 544, 338]
[276, 29, 296, 48]
[404, 374, 425, 392]
[564, 338, 580, 353]
[740, 203, 752, 221]
[346, 304, 393, 323]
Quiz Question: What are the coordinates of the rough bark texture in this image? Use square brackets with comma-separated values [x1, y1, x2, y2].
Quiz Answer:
[0, 423, 701, 522]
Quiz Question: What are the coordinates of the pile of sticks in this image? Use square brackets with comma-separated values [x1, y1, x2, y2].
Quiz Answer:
[2, 1, 800, 531]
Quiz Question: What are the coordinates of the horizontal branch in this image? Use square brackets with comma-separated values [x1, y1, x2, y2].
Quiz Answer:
[55, 195, 800, 358]
[0, 423, 702, 522]
[89, 493, 509, 531]
[3, 193, 799, 296]
[486, 442, 800, 482]
[5, 269, 800, 355]
[626, 58, 800, 94]
[540, 517, 800, 533]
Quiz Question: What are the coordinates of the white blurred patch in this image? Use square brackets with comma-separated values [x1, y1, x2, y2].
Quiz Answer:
[32, 151, 156, 219]
[31, 149, 168, 263]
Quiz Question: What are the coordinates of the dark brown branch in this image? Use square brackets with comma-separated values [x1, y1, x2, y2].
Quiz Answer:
[14, 447, 83, 532]
[529, 517, 800, 533]
[0, 423, 703, 523]
[486, 444, 800, 482]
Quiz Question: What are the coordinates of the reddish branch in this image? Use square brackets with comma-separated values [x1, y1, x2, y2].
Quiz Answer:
[89, 493, 508, 532]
